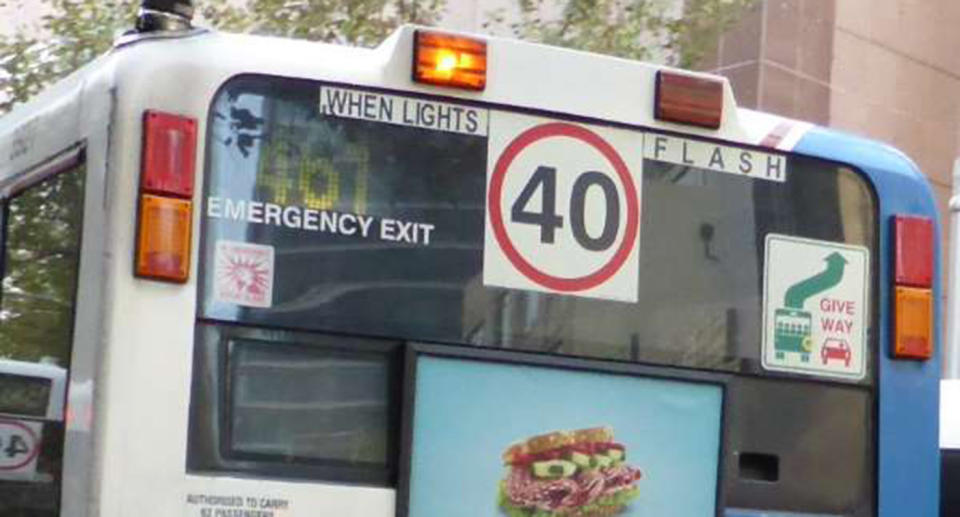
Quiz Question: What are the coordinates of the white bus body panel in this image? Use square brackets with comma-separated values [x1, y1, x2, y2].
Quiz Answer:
[942, 380, 960, 449]
[0, 26, 815, 516]
[0, 49, 114, 517]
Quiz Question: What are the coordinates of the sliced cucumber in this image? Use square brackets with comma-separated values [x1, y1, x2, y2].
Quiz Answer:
[607, 448, 625, 462]
[592, 454, 613, 469]
[568, 451, 592, 469]
[531, 459, 578, 478]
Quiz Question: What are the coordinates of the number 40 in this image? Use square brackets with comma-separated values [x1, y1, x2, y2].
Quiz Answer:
[510, 166, 620, 251]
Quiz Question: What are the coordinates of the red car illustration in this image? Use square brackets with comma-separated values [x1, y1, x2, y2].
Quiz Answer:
[821, 338, 852, 367]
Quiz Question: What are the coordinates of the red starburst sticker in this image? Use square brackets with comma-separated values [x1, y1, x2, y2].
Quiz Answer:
[214, 241, 275, 308]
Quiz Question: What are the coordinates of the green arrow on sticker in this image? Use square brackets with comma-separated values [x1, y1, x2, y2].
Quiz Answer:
[784, 252, 847, 309]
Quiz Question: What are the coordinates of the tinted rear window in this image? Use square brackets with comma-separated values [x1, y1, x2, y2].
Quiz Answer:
[198, 76, 877, 379]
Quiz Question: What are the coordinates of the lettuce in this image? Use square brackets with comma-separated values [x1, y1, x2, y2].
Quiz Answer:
[576, 487, 640, 514]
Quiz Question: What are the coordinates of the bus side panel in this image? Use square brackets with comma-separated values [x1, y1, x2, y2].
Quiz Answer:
[795, 128, 941, 517]
[0, 60, 113, 517]
[64, 66, 115, 517]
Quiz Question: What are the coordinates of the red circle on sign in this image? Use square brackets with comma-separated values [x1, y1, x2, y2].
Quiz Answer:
[0, 419, 41, 471]
[488, 122, 640, 292]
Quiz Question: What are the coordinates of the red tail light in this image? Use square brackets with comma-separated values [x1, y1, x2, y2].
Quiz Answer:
[141, 110, 197, 198]
[893, 215, 934, 287]
[891, 214, 935, 360]
[135, 110, 197, 283]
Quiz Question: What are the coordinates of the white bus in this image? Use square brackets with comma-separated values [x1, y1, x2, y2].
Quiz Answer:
[0, 1, 943, 516]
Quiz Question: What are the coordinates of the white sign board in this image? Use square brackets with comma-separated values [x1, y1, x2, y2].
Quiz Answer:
[483, 113, 643, 302]
[641, 133, 787, 182]
[0, 418, 42, 481]
[185, 492, 291, 516]
[762, 234, 869, 380]
[318, 85, 488, 136]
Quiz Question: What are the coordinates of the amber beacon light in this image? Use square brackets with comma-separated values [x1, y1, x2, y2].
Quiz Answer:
[135, 110, 197, 283]
[654, 70, 724, 129]
[413, 30, 487, 91]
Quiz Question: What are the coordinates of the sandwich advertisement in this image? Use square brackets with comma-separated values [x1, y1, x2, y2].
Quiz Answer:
[499, 426, 643, 516]
[403, 354, 724, 517]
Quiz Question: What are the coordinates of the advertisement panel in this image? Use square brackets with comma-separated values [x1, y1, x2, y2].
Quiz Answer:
[403, 352, 724, 517]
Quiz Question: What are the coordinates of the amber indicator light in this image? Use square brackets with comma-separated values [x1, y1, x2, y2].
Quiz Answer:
[141, 110, 197, 198]
[654, 70, 724, 129]
[136, 195, 192, 283]
[893, 285, 933, 360]
[413, 30, 487, 91]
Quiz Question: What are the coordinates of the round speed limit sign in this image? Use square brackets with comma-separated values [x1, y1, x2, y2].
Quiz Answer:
[0, 419, 41, 480]
[483, 113, 642, 302]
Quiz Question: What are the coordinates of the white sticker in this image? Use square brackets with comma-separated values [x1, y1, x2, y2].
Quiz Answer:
[483, 112, 642, 302]
[642, 133, 787, 182]
[214, 241, 275, 308]
[762, 235, 869, 380]
[185, 492, 290, 516]
[318, 85, 488, 136]
[0, 418, 42, 481]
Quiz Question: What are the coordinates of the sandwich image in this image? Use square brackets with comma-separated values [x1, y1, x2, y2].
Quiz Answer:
[498, 426, 643, 516]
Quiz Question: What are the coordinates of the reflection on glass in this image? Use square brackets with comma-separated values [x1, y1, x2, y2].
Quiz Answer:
[0, 162, 84, 517]
[0, 373, 50, 417]
[229, 340, 390, 465]
[0, 165, 85, 367]
[187, 323, 399, 483]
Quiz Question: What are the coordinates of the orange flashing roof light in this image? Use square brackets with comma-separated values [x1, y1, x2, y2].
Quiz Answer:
[413, 30, 487, 91]
[655, 70, 724, 129]
[136, 195, 192, 283]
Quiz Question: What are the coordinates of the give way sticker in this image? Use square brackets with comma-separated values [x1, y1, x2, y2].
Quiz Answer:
[483, 112, 642, 302]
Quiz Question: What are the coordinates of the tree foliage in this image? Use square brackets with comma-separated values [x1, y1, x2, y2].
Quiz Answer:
[0, 0, 757, 114]
[0, 0, 139, 113]
[200, 0, 444, 46]
[667, 0, 758, 67]
[485, 0, 756, 68]
[0, 164, 84, 364]
[0, 0, 445, 114]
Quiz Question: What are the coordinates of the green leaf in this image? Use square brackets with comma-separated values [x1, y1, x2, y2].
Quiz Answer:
[1, 0, 447, 114]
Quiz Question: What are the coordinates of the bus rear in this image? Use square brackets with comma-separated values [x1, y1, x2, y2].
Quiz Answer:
[0, 21, 942, 517]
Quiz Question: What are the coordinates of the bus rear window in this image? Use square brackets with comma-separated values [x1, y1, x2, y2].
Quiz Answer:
[228, 339, 392, 465]
[187, 324, 400, 483]
[198, 76, 877, 380]
[0, 373, 50, 417]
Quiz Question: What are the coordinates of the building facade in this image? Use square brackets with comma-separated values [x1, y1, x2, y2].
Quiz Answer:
[701, 0, 959, 262]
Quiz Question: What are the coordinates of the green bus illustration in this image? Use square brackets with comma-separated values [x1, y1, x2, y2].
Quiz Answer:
[774, 307, 813, 362]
